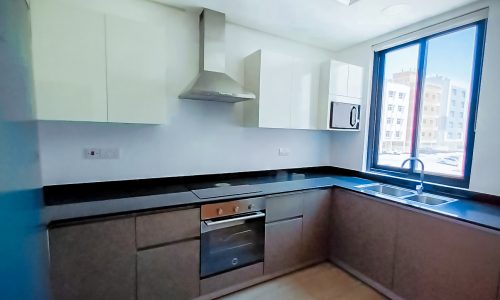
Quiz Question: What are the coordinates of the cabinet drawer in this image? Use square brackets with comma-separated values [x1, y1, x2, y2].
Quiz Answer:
[266, 192, 304, 223]
[264, 217, 303, 275]
[137, 240, 200, 300]
[136, 208, 200, 248]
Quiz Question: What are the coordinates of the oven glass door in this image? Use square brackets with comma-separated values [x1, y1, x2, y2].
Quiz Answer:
[201, 212, 264, 278]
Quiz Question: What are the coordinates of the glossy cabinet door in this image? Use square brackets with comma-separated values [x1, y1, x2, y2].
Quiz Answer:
[302, 189, 331, 264]
[105, 15, 168, 124]
[347, 64, 363, 99]
[258, 51, 294, 128]
[264, 217, 303, 275]
[330, 189, 398, 289]
[290, 61, 316, 129]
[49, 217, 136, 300]
[137, 239, 200, 300]
[243, 50, 317, 130]
[393, 209, 500, 300]
[31, 0, 107, 122]
[330, 61, 349, 97]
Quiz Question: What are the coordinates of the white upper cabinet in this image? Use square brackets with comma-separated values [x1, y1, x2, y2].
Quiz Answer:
[243, 50, 317, 130]
[105, 16, 168, 124]
[330, 61, 349, 97]
[30, 0, 168, 124]
[31, 0, 108, 122]
[325, 60, 363, 99]
[347, 64, 363, 99]
[318, 60, 364, 130]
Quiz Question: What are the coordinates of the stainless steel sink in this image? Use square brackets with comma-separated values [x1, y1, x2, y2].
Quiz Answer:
[358, 183, 415, 197]
[404, 194, 456, 206]
[355, 183, 457, 206]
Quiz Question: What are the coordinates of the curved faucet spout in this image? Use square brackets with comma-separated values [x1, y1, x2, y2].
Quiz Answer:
[401, 157, 425, 194]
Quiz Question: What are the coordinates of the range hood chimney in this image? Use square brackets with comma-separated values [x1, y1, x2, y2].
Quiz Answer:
[179, 9, 256, 103]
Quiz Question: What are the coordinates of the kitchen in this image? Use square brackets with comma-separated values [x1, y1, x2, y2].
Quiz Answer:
[1, 0, 499, 299]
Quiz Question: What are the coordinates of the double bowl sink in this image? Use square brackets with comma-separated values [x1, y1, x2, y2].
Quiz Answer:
[355, 183, 458, 206]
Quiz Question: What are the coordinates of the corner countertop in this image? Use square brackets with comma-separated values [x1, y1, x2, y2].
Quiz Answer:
[42, 168, 500, 231]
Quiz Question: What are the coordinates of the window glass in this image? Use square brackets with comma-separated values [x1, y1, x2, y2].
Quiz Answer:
[370, 21, 485, 187]
[376, 44, 419, 168]
[416, 26, 476, 177]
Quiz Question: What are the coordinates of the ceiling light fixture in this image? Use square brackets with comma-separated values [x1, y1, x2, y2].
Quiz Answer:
[381, 3, 412, 16]
[336, 0, 360, 7]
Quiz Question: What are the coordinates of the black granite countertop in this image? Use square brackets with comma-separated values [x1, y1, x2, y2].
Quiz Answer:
[42, 167, 500, 231]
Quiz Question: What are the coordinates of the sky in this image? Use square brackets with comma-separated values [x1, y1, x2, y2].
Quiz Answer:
[384, 25, 477, 87]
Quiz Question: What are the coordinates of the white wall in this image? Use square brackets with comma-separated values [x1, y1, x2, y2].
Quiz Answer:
[37, 0, 334, 185]
[329, 0, 500, 196]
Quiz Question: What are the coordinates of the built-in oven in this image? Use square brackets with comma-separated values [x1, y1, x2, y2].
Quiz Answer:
[200, 197, 265, 278]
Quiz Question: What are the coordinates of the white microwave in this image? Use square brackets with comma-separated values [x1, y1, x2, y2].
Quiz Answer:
[330, 102, 360, 130]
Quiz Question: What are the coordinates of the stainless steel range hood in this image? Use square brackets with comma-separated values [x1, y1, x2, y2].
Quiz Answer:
[179, 9, 256, 103]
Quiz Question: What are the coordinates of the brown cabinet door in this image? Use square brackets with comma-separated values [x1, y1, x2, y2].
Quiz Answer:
[136, 208, 200, 248]
[49, 217, 136, 300]
[137, 239, 200, 300]
[302, 189, 331, 264]
[330, 189, 398, 289]
[393, 209, 500, 300]
[266, 192, 304, 223]
[264, 217, 303, 275]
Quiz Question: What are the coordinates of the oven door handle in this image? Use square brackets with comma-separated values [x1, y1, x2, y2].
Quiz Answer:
[202, 212, 265, 232]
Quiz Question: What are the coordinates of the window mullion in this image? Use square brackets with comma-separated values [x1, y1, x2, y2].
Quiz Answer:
[410, 39, 428, 174]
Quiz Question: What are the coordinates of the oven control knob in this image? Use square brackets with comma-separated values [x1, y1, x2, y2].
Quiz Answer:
[233, 206, 240, 213]
[248, 204, 254, 210]
[217, 208, 224, 216]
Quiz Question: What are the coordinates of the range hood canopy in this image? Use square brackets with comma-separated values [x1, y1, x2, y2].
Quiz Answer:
[179, 9, 256, 103]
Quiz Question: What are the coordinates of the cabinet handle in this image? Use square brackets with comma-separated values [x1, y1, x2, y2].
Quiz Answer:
[350, 106, 357, 127]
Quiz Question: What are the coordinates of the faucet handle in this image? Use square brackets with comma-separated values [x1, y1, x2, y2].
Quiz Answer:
[416, 184, 424, 194]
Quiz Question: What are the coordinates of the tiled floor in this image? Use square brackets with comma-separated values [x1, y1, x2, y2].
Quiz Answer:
[220, 263, 386, 300]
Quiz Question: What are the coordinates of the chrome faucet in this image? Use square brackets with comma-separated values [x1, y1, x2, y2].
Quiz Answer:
[401, 157, 425, 194]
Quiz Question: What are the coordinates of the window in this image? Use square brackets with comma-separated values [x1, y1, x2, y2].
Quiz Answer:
[368, 20, 485, 187]
[387, 117, 392, 124]
[388, 91, 395, 97]
[397, 118, 403, 125]
[399, 92, 405, 99]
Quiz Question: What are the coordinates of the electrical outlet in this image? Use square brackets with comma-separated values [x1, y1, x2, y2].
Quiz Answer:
[84, 148, 101, 159]
[278, 148, 291, 156]
[84, 148, 120, 160]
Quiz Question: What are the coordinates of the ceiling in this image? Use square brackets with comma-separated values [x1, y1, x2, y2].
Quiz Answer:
[153, 0, 479, 51]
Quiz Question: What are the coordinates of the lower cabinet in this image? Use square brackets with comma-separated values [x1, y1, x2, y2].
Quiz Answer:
[264, 217, 303, 275]
[393, 209, 500, 300]
[302, 189, 331, 263]
[330, 189, 399, 289]
[137, 239, 200, 300]
[330, 188, 500, 300]
[49, 217, 136, 300]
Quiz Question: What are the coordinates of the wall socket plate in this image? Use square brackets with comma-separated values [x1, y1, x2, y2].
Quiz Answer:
[84, 148, 120, 160]
[278, 147, 291, 156]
